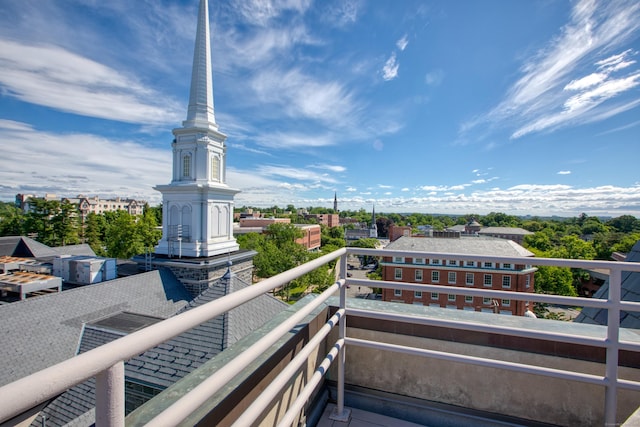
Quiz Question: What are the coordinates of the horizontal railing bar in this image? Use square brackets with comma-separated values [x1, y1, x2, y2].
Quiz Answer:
[277, 339, 344, 427]
[0, 248, 347, 423]
[346, 277, 607, 306]
[145, 280, 344, 427]
[345, 337, 607, 386]
[231, 309, 345, 427]
[345, 248, 640, 272]
[617, 378, 640, 392]
[346, 307, 614, 349]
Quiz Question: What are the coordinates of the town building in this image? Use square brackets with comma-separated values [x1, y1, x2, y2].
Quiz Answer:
[234, 217, 321, 251]
[446, 218, 534, 245]
[15, 194, 146, 220]
[305, 213, 340, 227]
[71, 195, 145, 220]
[381, 235, 537, 316]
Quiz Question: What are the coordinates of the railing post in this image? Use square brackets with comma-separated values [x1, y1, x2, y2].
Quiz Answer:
[604, 267, 621, 426]
[330, 254, 351, 422]
[95, 361, 125, 427]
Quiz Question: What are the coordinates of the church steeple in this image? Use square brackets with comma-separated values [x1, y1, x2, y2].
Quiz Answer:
[369, 204, 378, 238]
[184, 0, 216, 130]
[333, 192, 338, 212]
[154, 0, 239, 258]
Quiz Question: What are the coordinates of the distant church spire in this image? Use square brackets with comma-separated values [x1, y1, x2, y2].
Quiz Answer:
[333, 192, 338, 212]
[184, 0, 217, 130]
[369, 204, 378, 238]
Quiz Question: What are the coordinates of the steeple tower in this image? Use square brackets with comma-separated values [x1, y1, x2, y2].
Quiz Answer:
[369, 205, 378, 238]
[154, 0, 239, 258]
[333, 192, 338, 212]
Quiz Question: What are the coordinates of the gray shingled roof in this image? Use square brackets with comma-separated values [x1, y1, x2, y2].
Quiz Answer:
[0, 236, 58, 258]
[49, 243, 97, 257]
[479, 227, 534, 236]
[127, 271, 287, 388]
[385, 235, 534, 257]
[29, 269, 286, 426]
[575, 239, 640, 329]
[30, 327, 124, 427]
[0, 268, 191, 387]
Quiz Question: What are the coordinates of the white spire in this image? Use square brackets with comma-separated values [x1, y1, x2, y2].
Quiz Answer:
[184, 0, 216, 129]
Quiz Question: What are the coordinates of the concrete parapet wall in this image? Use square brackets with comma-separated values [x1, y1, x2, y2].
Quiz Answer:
[333, 326, 640, 426]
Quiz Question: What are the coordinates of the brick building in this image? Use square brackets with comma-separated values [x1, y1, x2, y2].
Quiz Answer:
[381, 236, 536, 316]
[234, 218, 321, 251]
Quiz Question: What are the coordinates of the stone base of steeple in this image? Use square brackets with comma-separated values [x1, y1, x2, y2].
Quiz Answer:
[133, 249, 255, 298]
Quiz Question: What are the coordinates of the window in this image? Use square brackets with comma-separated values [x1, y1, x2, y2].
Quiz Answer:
[432, 271, 440, 282]
[502, 263, 512, 269]
[465, 295, 473, 303]
[466, 260, 475, 267]
[394, 268, 402, 280]
[483, 297, 491, 305]
[502, 299, 511, 307]
[414, 291, 422, 298]
[502, 276, 511, 289]
[211, 156, 220, 181]
[432, 259, 441, 265]
[483, 262, 493, 268]
[447, 294, 456, 301]
[394, 256, 404, 263]
[415, 270, 423, 281]
[465, 273, 474, 286]
[414, 258, 425, 264]
[182, 154, 191, 177]
[394, 289, 402, 297]
[448, 260, 458, 266]
[484, 274, 492, 287]
[448, 271, 456, 284]
[431, 292, 439, 300]
[525, 276, 530, 289]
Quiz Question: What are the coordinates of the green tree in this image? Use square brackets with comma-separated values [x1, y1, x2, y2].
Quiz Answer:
[50, 200, 80, 246]
[534, 265, 576, 296]
[104, 211, 144, 258]
[0, 202, 24, 236]
[84, 212, 107, 256]
[607, 215, 640, 233]
[137, 208, 162, 250]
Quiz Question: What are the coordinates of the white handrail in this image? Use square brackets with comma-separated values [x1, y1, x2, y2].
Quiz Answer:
[1, 246, 639, 426]
[0, 248, 346, 423]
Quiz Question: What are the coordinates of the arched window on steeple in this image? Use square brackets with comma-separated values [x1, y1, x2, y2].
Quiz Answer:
[182, 154, 191, 179]
[211, 155, 220, 182]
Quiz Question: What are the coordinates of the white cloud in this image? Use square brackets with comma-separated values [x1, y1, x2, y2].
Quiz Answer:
[0, 40, 182, 125]
[425, 69, 444, 86]
[256, 165, 339, 184]
[558, 170, 572, 175]
[396, 34, 408, 51]
[401, 188, 410, 192]
[461, 0, 640, 140]
[309, 164, 346, 173]
[382, 53, 399, 81]
[250, 67, 358, 126]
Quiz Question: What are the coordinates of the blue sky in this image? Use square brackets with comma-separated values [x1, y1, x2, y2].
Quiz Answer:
[1, 0, 639, 217]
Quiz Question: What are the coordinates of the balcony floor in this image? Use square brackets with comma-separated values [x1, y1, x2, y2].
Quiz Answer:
[317, 403, 426, 427]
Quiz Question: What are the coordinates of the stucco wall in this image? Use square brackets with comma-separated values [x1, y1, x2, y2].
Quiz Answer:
[330, 327, 640, 426]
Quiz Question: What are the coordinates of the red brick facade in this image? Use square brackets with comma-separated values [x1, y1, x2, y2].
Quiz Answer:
[382, 256, 535, 315]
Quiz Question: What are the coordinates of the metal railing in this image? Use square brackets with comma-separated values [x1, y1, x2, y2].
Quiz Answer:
[0, 247, 639, 426]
